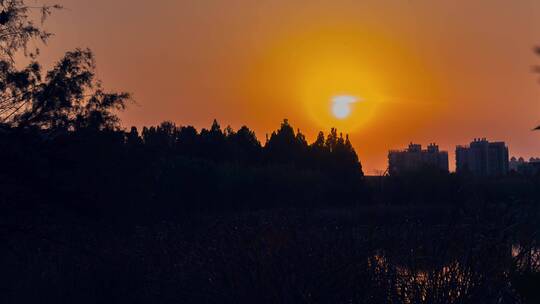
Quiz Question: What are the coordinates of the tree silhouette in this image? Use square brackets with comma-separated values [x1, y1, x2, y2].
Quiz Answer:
[12, 49, 130, 131]
[265, 119, 308, 165]
[0, 1, 61, 60]
[199, 119, 227, 161]
[176, 125, 199, 157]
[126, 126, 142, 147]
[0, 0, 61, 123]
[226, 125, 261, 164]
[0, 2, 129, 131]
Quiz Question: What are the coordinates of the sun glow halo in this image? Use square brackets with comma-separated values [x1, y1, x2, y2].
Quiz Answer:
[298, 58, 380, 133]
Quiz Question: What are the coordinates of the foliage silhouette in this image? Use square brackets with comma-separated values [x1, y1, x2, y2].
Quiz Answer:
[0, 0, 60, 123]
[0, 1, 129, 130]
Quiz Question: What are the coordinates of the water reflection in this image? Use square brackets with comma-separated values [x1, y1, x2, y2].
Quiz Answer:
[512, 245, 540, 271]
[366, 248, 530, 303]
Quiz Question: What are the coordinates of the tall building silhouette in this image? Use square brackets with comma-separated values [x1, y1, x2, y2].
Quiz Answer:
[456, 138, 509, 177]
[388, 143, 449, 175]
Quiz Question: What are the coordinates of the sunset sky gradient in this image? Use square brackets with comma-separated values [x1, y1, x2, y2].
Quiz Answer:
[37, 0, 540, 173]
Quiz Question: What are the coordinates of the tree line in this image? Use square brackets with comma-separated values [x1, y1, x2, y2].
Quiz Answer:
[135, 119, 362, 176]
[0, 119, 365, 217]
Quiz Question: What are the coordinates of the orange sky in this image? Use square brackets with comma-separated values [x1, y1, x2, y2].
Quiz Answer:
[37, 0, 540, 173]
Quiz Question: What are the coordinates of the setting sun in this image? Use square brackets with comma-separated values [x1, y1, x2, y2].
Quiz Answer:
[331, 95, 359, 119]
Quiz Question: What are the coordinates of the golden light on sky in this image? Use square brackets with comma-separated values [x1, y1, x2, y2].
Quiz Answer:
[37, 0, 540, 173]
[292, 37, 383, 133]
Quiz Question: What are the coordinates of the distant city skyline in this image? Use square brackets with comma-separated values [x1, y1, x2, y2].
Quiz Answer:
[385, 138, 530, 175]
[456, 139, 509, 177]
[388, 142, 449, 175]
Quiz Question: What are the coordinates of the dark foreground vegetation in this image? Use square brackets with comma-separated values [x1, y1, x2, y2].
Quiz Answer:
[2, 116, 540, 304]
[0, 1, 539, 303]
[2, 199, 540, 303]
